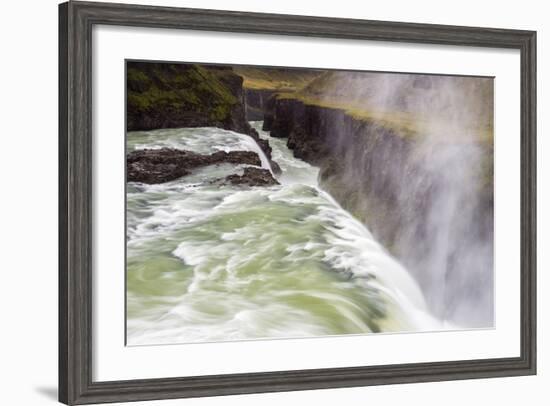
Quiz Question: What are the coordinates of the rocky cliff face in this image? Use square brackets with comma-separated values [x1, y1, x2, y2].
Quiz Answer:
[128, 63, 242, 131]
[265, 97, 494, 326]
[126, 62, 276, 165]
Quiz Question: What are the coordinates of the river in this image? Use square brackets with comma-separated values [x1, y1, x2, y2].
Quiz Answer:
[126, 121, 440, 345]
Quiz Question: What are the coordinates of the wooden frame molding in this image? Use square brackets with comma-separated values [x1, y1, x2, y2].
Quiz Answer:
[59, 1, 536, 404]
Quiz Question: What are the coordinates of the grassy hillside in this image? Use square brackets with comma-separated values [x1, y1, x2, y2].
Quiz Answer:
[275, 71, 494, 143]
[234, 66, 322, 91]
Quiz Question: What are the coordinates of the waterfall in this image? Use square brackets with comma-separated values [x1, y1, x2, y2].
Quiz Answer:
[126, 123, 441, 346]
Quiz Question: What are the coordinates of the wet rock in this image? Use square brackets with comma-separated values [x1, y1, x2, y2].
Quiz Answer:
[269, 98, 302, 138]
[269, 160, 282, 175]
[127, 148, 261, 184]
[247, 129, 281, 172]
[261, 95, 277, 131]
[224, 167, 279, 187]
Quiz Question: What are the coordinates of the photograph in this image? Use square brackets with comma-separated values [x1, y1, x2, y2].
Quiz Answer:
[51, 1, 540, 404]
[125, 61, 494, 346]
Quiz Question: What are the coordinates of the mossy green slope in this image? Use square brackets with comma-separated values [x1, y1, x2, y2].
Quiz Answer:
[127, 62, 246, 132]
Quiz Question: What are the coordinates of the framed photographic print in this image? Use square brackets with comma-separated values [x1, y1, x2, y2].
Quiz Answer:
[59, 1, 536, 404]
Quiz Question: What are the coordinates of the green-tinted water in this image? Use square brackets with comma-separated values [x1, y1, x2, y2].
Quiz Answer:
[126, 122, 435, 345]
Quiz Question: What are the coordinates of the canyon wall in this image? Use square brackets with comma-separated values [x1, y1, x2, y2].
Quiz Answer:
[264, 89, 494, 326]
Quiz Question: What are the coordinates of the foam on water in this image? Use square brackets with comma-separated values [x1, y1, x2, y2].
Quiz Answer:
[126, 122, 441, 345]
[128, 126, 273, 172]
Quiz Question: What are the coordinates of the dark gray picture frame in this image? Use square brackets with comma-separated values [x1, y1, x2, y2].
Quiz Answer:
[59, 1, 537, 404]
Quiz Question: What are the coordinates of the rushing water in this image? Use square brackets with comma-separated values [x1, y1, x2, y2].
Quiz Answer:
[126, 122, 440, 345]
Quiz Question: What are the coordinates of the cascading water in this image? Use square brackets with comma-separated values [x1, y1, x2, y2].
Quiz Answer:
[126, 122, 441, 345]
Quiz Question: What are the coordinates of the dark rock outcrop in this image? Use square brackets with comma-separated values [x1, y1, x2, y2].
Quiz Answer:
[269, 159, 282, 175]
[224, 167, 279, 186]
[127, 63, 248, 132]
[127, 148, 261, 184]
[261, 94, 277, 131]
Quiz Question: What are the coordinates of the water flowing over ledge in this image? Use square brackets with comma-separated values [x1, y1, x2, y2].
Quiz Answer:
[126, 123, 443, 345]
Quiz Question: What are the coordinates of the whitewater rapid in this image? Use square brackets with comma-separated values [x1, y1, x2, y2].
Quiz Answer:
[126, 122, 440, 345]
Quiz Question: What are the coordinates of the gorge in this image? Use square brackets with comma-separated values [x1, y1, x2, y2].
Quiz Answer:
[125, 62, 494, 344]
[260, 71, 494, 326]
